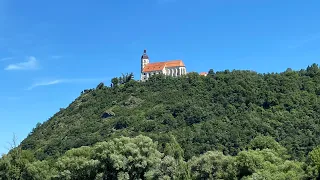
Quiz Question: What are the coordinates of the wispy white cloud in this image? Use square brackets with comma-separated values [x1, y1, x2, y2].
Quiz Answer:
[27, 80, 62, 90]
[26, 78, 107, 90]
[4, 56, 39, 70]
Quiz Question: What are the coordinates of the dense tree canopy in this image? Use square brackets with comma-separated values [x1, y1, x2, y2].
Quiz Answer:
[2, 64, 320, 179]
[1, 135, 318, 179]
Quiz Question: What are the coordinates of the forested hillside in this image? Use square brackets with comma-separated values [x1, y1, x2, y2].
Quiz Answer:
[2, 64, 320, 179]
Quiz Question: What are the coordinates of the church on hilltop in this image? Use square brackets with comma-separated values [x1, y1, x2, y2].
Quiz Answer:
[140, 50, 187, 81]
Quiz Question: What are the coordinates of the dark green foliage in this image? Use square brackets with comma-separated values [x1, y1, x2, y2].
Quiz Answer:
[101, 110, 115, 119]
[3, 64, 320, 178]
[111, 72, 134, 86]
[19, 64, 320, 162]
[208, 69, 215, 78]
[96, 82, 105, 90]
[111, 77, 119, 87]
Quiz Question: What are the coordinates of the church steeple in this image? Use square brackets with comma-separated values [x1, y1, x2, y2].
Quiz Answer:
[141, 49, 150, 81]
[141, 49, 149, 59]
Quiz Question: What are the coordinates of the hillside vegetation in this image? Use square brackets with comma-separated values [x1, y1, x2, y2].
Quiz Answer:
[2, 64, 320, 179]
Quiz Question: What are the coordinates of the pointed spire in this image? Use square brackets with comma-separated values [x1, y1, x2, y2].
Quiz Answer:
[141, 49, 149, 59]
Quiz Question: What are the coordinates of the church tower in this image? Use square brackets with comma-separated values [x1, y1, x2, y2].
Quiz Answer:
[140, 49, 149, 81]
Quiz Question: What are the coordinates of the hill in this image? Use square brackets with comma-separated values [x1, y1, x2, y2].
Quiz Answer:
[20, 64, 320, 161]
[2, 64, 320, 179]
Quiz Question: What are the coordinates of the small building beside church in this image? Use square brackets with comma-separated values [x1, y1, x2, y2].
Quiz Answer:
[140, 50, 187, 81]
[199, 72, 208, 76]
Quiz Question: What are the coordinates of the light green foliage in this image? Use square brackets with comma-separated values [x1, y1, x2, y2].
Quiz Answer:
[23, 160, 55, 180]
[146, 135, 190, 179]
[188, 151, 237, 180]
[1, 135, 319, 179]
[93, 135, 163, 179]
[310, 147, 320, 166]
[54, 146, 99, 180]
[163, 135, 184, 160]
[145, 155, 189, 180]
[0, 148, 35, 180]
[248, 135, 289, 159]
[237, 149, 311, 179]
[309, 146, 320, 175]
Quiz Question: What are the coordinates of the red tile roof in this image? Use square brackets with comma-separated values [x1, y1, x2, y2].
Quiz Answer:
[200, 72, 208, 76]
[142, 60, 185, 73]
[165, 60, 185, 67]
[142, 62, 166, 72]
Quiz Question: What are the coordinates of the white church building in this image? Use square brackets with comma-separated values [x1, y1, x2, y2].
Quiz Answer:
[140, 50, 187, 81]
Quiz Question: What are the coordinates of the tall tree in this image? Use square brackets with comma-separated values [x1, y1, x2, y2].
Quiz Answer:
[111, 77, 119, 86]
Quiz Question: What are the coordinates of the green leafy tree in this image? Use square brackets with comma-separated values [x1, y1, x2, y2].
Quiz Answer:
[93, 135, 163, 179]
[111, 77, 119, 86]
[308, 146, 320, 178]
[236, 149, 312, 180]
[96, 82, 105, 90]
[208, 69, 215, 78]
[189, 151, 237, 179]
[0, 149, 35, 180]
[22, 160, 55, 180]
[145, 155, 190, 180]
[163, 135, 184, 160]
[54, 146, 99, 180]
[247, 136, 289, 159]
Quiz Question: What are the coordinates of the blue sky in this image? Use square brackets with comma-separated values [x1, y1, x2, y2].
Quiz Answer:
[0, 0, 319, 154]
